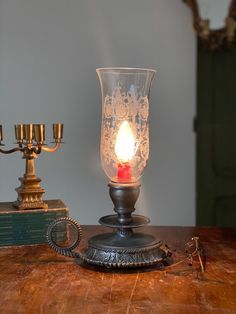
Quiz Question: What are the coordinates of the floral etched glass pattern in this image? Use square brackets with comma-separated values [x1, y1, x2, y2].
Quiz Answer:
[97, 68, 156, 183]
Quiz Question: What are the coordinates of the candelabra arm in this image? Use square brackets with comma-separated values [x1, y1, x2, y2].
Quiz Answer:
[41, 142, 61, 153]
[0, 147, 24, 154]
[32, 146, 42, 155]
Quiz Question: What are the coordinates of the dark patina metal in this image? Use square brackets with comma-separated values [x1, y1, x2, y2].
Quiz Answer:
[47, 182, 172, 268]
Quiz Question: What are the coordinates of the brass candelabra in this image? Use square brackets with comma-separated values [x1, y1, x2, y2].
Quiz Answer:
[0, 123, 63, 210]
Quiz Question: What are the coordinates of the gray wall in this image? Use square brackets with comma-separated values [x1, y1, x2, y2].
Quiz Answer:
[0, 0, 196, 225]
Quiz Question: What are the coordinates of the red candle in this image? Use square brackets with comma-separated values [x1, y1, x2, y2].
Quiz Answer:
[117, 162, 131, 180]
[115, 121, 135, 181]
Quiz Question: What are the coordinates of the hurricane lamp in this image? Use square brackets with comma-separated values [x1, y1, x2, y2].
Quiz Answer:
[47, 68, 172, 268]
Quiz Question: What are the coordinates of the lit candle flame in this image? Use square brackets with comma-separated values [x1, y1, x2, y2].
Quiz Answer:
[115, 121, 135, 162]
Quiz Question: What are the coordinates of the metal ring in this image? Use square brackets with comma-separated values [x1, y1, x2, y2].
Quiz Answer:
[46, 217, 82, 258]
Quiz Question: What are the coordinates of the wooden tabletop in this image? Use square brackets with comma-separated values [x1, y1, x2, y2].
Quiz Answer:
[0, 226, 235, 314]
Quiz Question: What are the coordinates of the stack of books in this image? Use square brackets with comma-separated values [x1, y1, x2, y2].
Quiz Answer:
[0, 199, 68, 246]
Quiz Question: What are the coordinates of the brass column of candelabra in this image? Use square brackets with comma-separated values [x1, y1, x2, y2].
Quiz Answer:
[0, 123, 63, 210]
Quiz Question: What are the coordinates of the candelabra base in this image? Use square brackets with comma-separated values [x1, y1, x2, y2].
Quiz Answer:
[80, 231, 171, 268]
[14, 176, 48, 210]
[14, 200, 48, 210]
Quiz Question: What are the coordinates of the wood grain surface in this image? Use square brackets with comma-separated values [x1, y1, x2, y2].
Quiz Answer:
[0, 226, 235, 314]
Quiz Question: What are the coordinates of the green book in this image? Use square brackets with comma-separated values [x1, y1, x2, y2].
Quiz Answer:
[0, 199, 68, 246]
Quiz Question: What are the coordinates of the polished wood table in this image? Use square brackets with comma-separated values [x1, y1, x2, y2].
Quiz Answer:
[0, 226, 235, 314]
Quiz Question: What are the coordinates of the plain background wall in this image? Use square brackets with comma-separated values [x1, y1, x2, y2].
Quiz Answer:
[0, 0, 196, 225]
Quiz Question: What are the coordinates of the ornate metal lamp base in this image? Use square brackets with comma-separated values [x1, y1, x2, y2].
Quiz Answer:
[80, 231, 170, 268]
[47, 216, 172, 268]
[47, 181, 173, 269]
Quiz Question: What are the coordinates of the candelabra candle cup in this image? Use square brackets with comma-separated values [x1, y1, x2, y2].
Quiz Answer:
[15, 124, 24, 143]
[33, 124, 45, 144]
[23, 124, 34, 144]
[53, 123, 63, 143]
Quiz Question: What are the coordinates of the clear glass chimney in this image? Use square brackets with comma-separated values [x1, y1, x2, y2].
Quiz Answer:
[97, 67, 156, 183]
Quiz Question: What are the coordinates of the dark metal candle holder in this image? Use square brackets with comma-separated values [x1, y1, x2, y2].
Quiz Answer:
[82, 182, 171, 267]
[47, 67, 172, 269]
[47, 182, 172, 268]
[0, 123, 63, 210]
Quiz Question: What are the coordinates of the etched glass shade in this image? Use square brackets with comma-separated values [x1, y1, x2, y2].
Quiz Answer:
[97, 67, 156, 183]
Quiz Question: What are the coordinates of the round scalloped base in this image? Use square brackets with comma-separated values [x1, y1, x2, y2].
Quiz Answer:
[80, 232, 172, 268]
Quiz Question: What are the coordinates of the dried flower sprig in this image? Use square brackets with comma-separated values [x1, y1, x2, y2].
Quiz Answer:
[164, 236, 206, 273]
